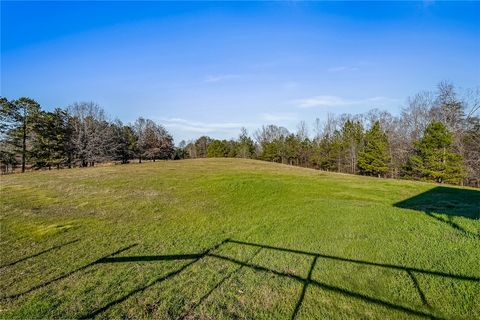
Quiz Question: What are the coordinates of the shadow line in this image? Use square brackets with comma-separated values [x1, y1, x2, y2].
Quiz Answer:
[209, 253, 443, 320]
[98, 254, 204, 263]
[177, 247, 263, 320]
[1, 244, 138, 300]
[80, 239, 229, 319]
[425, 212, 479, 239]
[5, 237, 468, 319]
[0, 239, 80, 269]
[291, 255, 317, 320]
[406, 270, 430, 309]
[227, 239, 479, 282]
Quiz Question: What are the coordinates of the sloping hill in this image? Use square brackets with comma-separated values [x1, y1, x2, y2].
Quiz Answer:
[1, 158, 479, 319]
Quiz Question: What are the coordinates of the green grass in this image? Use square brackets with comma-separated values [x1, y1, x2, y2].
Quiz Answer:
[1, 158, 479, 319]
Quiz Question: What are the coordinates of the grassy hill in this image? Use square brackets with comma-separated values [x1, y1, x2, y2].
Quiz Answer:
[1, 158, 479, 319]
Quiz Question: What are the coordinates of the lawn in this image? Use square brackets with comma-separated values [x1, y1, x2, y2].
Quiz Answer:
[0, 158, 479, 319]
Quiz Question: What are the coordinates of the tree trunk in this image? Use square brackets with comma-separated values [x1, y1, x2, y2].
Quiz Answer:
[21, 122, 27, 173]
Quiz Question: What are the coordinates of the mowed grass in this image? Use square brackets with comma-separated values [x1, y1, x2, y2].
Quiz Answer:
[0, 158, 479, 319]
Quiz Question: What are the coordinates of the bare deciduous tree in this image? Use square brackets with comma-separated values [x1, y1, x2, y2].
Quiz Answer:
[68, 102, 111, 167]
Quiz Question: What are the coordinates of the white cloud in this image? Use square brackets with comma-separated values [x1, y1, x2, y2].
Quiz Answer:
[293, 95, 399, 108]
[261, 112, 298, 122]
[294, 95, 351, 108]
[159, 118, 253, 135]
[203, 74, 242, 83]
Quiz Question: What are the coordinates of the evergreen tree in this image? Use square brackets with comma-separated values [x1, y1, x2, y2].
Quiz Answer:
[2, 97, 41, 172]
[403, 121, 464, 184]
[0, 141, 18, 173]
[0, 97, 13, 134]
[109, 121, 137, 164]
[254, 125, 289, 163]
[236, 128, 255, 158]
[0, 98, 18, 172]
[285, 134, 301, 165]
[358, 121, 390, 177]
[341, 119, 363, 174]
[260, 141, 277, 162]
[297, 138, 312, 167]
[207, 139, 228, 157]
[226, 140, 237, 158]
[31, 108, 71, 169]
[312, 132, 341, 171]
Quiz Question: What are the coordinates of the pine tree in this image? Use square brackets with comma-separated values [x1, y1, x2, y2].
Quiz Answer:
[404, 121, 464, 184]
[358, 121, 390, 177]
[109, 121, 137, 164]
[31, 109, 70, 169]
[341, 119, 363, 174]
[311, 131, 342, 171]
[236, 128, 255, 158]
[2, 97, 41, 172]
[207, 139, 228, 157]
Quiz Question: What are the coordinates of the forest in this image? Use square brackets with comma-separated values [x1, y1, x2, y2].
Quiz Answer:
[1, 82, 479, 187]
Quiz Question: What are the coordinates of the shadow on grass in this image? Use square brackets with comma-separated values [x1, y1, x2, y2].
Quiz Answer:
[175, 247, 263, 320]
[80, 239, 229, 319]
[1, 244, 138, 300]
[394, 186, 480, 238]
[3, 238, 478, 319]
[0, 239, 80, 269]
[74, 239, 479, 319]
[97, 253, 204, 263]
[227, 239, 478, 320]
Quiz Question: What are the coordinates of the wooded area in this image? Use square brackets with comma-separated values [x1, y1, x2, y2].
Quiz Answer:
[1, 82, 479, 187]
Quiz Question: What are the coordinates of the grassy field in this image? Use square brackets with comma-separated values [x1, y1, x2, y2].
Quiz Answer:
[0, 158, 479, 319]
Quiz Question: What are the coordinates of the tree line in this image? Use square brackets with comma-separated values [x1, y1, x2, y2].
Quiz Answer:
[0, 100, 174, 172]
[180, 82, 479, 187]
[1, 82, 479, 187]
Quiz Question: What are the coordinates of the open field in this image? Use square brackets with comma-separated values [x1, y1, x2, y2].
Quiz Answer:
[0, 158, 479, 319]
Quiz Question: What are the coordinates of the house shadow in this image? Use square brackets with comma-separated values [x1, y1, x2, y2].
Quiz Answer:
[394, 186, 480, 238]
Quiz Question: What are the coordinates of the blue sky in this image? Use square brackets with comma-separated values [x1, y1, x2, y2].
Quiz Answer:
[1, 1, 479, 142]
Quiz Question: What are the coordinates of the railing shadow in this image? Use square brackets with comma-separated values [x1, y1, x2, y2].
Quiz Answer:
[291, 255, 317, 320]
[225, 239, 477, 320]
[80, 238, 229, 319]
[425, 212, 479, 238]
[1, 244, 138, 300]
[3, 238, 478, 319]
[175, 247, 263, 320]
[227, 239, 479, 282]
[209, 252, 440, 319]
[0, 239, 80, 269]
[75, 239, 478, 319]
